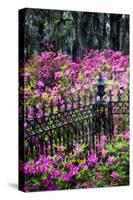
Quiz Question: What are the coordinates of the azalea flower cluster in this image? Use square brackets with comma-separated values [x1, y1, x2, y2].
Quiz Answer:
[20, 129, 129, 192]
[20, 49, 129, 119]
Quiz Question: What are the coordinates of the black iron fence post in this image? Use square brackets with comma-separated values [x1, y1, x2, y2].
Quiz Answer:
[95, 73, 114, 142]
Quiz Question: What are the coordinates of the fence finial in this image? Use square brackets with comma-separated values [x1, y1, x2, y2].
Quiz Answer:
[96, 73, 106, 100]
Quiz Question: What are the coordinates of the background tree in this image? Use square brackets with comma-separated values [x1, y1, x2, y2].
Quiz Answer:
[19, 8, 129, 62]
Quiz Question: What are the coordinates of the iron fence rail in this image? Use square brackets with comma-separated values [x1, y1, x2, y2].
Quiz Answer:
[20, 74, 129, 160]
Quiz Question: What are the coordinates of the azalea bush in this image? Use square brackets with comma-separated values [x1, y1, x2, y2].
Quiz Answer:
[19, 48, 129, 191]
[20, 49, 129, 118]
[20, 128, 129, 192]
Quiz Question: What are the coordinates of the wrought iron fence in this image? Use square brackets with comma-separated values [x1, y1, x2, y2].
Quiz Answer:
[20, 73, 129, 160]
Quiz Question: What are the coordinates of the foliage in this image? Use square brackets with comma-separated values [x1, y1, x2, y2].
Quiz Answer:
[20, 129, 129, 192]
[20, 49, 129, 119]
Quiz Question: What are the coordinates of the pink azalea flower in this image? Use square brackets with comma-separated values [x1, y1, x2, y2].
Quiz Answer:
[55, 71, 61, 80]
[62, 173, 73, 181]
[48, 184, 57, 190]
[95, 172, 103, 180]
[42, 179, 51, 185]
[71, 166, 79, 175]
[36, 81, 44, 88]
[67, 103, 72, 110]
[52, 86, 59, 95]
[24, 184, 30, 192]
[64, 69, 70, 76]
[101, 147, 107, 158]
[57, 145, 65, 152]
[101, 134, 107, 141]
[84, 70, 90, 77]
[88, 153, 98, 166]
[122, 130, 129, 140]
[50, 170, 62, 178]
[111, 171, 120, 180]
[85, 182, 95, 188]
[37, 106, 43, 118]
[23, 72, 30, 77]
[107, 156, 116, 166]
